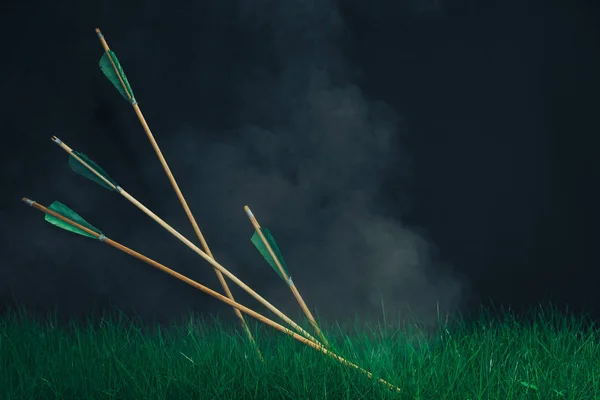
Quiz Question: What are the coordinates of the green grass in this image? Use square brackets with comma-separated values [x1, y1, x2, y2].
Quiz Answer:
[1, 306, 599, 399]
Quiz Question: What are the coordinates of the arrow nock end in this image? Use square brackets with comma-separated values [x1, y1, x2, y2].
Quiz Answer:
[21, 197, 34, 206]
[244, 205, 253, 219]
[50, 136, 62, 145]
[95, 28, 103, 38]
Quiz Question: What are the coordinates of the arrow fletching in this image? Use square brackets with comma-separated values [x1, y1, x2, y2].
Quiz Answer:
[251, 228, 290, 281]
[68, 151, 118, 191]
[99, 50, 136, 103]
[44, 201, 102, 239]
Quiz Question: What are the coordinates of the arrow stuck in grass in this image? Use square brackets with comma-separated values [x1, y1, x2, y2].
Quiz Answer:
[94, 27, 261, 359]
[245, 205, 330, 347]
[22, 197, 401, 392]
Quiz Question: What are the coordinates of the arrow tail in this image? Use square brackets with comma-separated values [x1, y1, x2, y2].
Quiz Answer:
[68, 151, 118, 191]
[44, 201, 102, 239]
[99, 50, 136, 103]
[251, 228, 290, 280]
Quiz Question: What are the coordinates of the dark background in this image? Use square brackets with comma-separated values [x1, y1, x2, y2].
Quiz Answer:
[1, 0, 599, 329]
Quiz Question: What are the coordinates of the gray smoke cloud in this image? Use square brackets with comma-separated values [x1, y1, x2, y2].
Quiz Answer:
[139, 0, 466, 327]
[2, 0, 466, 329]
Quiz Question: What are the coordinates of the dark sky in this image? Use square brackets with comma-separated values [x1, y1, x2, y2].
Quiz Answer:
[1, 0, 599, 328]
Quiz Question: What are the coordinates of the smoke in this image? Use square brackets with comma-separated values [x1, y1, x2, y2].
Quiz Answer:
[2, 0, 466, 329]
[149, 0, 465, 327]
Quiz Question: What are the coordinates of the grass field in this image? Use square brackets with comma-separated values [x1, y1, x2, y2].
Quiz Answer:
[1, 306, 598, 399]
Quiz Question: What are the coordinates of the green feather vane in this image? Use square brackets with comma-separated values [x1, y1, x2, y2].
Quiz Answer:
[251, 228, 290, 281]
[99, 50, 136, 103]
[44, 201, 102, 239]
[68, 151, 118, 191]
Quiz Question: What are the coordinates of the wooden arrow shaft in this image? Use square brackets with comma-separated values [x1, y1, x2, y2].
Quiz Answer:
[22, 198, 400, 392]
[245, 205, 330, 347]
[95, 28, 261, 358]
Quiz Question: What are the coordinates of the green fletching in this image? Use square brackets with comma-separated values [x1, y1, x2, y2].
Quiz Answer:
[99, 50, 136, 103]
[68, 151, 118, 191]
[45, 201, 102, 239]
[251, 228, 289, 280]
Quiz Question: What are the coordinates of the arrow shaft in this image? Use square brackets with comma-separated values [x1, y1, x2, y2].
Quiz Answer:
[245, 206, 330, 347]
[95, 29, 259, 356]
[288, 281, 328, 342]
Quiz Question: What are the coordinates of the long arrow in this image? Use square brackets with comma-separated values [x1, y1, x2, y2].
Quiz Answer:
[245, 206, 330, 347]
[22, 197, 400, 392]
[93, 28, 259, 359]
[50, 136, 320, 346]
